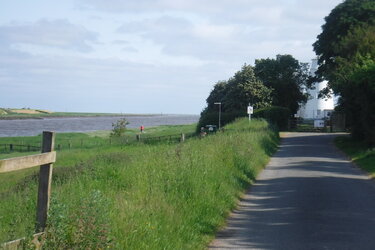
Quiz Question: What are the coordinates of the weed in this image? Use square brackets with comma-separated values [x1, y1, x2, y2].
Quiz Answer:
[44, 190, 113, 249]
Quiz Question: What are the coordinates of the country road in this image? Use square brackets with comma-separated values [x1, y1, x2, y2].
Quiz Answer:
[209, 132, 375, 250]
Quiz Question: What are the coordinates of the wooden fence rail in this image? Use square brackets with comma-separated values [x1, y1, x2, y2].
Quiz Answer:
[138, 132, 195, 143]
[1, 131, 55, 249]
[0, 144, 41, 153]
[1, 132, 198, 154]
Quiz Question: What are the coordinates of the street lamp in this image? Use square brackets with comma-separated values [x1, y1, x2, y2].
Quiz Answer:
[214, 102, 221, 130]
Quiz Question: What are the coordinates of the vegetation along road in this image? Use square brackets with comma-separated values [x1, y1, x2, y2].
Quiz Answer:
[210, 132, 375, 250]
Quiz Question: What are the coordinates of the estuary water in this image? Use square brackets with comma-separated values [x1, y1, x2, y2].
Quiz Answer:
[0, 114, 199, 137]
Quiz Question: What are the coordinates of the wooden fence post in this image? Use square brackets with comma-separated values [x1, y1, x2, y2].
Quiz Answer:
[35, 131, 55, 232]
[180, 133, 185, 142]
[136, 134, 141, 142]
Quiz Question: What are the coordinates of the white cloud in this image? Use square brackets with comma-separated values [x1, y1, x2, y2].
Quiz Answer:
[0, 19, 98, 52]
[0, 0, 344, 113]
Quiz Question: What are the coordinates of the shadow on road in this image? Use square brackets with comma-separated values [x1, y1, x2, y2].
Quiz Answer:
[210, 133, 375, 250]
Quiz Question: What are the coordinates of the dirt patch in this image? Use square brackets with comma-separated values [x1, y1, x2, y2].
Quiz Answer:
[10, 109, 51, 114]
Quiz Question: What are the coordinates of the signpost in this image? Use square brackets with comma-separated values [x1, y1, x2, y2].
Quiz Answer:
[247, 105, 253, 121]
[214, 102, 222, 130]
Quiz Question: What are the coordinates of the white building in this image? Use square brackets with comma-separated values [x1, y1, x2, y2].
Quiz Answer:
[298, 59, 335, 119]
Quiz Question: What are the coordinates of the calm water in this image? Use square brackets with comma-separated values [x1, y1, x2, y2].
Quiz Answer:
[0, 114, 199, 137]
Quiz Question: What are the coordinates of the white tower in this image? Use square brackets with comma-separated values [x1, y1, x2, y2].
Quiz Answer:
[298, 59, 334, 119]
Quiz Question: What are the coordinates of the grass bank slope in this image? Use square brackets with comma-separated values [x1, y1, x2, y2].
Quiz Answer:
[0, 118, 278, 249]
[335, 136, 375, 177]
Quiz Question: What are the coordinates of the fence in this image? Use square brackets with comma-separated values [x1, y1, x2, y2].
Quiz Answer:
[0, 132, 197, 154]
[137, 133, 195, 144]
[0, 143, 41, 153]
[1, 131, 56, 249]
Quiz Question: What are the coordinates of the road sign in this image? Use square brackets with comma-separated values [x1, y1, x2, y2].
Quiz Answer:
[247, 106, 253, 114]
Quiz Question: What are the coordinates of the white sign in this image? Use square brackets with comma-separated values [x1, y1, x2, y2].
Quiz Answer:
[314, 120, 325, 128]
[247, 106, 253, 114]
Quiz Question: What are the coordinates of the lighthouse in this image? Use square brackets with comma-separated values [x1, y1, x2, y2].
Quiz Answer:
[298, 59, 335, 119]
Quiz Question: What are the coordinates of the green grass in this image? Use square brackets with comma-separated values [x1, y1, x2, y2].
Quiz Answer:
[0, 124, 196, 154]
[335, 136, 375, 177]
[0, 118, 279, 249]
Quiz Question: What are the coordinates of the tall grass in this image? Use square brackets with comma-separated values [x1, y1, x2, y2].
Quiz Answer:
[335, 136, 375, 177]
[0, 118, 278, 249]
[0, 124, 196, 154]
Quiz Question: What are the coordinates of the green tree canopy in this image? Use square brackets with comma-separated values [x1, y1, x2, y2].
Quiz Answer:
[197, 64, 273, 130]
[313, 0, 375, 145]
[329, 25, 375, 143]
[254, 54, 309, 115]
[223, 64, 273, 112]
[313, 0, 375, 81]
[205, 64, 272, 113]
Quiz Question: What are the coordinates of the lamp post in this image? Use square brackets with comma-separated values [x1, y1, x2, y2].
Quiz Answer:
[214, 102, 221, 130]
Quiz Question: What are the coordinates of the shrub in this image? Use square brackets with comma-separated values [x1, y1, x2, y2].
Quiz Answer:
[110, 118, 129, 137]
[253, 106, 290, 130]
[196, 111, 247, 133]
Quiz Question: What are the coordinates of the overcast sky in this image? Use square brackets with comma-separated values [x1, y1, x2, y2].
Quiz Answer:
[0, 0, 342, 114]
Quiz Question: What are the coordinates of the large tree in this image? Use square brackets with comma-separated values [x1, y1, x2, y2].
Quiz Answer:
[198, 64, 272, 129]
[204, 64, 272, 113]
[313, 0, 375, 81]
[326, 25, 375, 143]
[313, 0, 375, 144]
[254, 54, 309, 115]
[222, 64, 273, 112]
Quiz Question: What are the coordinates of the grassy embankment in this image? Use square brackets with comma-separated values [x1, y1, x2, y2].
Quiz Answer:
[0, 118, 278, 249]
[0, 124, 196, 156]
[335, 136, 375, 177]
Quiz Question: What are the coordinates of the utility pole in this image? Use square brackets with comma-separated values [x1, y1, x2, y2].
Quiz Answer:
[214, 102, 221, 130]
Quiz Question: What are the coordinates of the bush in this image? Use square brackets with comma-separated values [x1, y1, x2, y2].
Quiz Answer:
[196, 111, 247, 133]
[253, 106, 290, 130]
[110, 118, 129, 137]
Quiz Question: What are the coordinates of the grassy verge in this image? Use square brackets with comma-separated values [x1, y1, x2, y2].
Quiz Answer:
[0, 118, 278, 249]
[335, 136, 375, 177]
[0, 124, 196, 154]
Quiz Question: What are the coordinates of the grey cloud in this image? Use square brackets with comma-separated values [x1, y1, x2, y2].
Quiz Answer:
[0, 19, 98, 52]
[0, 44, 229, 113]
[112, 40, 130, 45]
[122, 47, 138, 53]
[115, 14, 315, 62]
[109, 0, 341, 62]
[117, 16, 192, 35]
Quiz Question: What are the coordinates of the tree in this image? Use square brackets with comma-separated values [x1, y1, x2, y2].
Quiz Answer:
[110, 118, 129, 137]
[223, 64, 273, 112]
[205, 80, 227, 111]
[327, 25, 375, 143]
[313, 0, 375, 81]
[313, 0, 375, 145]
[197, 64, 272, 130]
[254, 54, 309, 115]
[204, 64, 272, 113]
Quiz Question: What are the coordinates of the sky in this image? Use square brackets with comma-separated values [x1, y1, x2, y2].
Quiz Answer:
[0, 0, 343, 114]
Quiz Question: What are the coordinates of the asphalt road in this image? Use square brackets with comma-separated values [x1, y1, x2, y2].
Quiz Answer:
[209, 132, 375, 250]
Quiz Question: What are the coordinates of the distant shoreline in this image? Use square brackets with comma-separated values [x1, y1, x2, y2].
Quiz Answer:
[0, 113, 197, 120]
